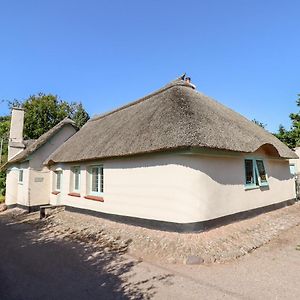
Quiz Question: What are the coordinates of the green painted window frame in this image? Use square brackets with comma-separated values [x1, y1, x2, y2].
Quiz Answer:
[71, 166, 81, 192]
[89, 165, 104, 196]
[18, 169, 24, 184]
[244, 158, 268, 190]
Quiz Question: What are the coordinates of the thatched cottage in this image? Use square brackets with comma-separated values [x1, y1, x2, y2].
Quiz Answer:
[3, 76, 298, 231]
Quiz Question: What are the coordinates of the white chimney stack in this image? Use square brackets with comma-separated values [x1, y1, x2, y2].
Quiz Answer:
[8, 107, 25, 160]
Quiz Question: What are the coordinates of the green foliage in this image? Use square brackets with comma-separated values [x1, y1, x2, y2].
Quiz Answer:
[69, 102, 90, 129]
[0, 93, 90, 197]
[0, 172, 6, 197]
[9, 93, 90, 139]
[275, 94, 300, 148]
[0, 115, 10, 158]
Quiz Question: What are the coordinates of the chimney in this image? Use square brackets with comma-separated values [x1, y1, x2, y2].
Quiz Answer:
[8, 107, 25, 160]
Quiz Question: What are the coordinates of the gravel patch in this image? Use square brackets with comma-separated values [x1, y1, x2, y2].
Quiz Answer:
[0, 203, 7, 212]
[2, 202, 300, 265]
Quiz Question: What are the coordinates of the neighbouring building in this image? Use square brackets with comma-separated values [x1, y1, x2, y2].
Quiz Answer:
[3, 75, 298, 231]
[289, 147, 300, 176]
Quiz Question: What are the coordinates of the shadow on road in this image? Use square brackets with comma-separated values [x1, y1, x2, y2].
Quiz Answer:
[0, 212, 154, 300]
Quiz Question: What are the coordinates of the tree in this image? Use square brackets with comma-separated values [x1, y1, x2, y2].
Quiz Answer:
[0, 116, 10, 163]
[0, 93, 90, 196]
[9, 93, 90, 139]
[275, 94, 300, 148]
[69, 102, 90, 128]
[0, 116, 10, 196]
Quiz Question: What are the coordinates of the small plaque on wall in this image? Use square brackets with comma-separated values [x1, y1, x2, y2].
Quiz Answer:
[34, 177, 44, 182]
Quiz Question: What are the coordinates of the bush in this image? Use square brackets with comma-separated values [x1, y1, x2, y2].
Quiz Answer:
[0, 171, 5, 197]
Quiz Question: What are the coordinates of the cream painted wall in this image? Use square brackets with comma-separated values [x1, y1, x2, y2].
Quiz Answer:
[30, 124, 77, 170]
[50, 151, 295, 224]
[5, 124, 77, 208]
[6, 162, 29, 206]
[27, 124, 77, 206]
[5, 167, 19, 206]
[290, 147, 300, 175]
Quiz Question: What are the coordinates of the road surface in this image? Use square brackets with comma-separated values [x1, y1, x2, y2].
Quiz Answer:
[1, 213, 300, 299]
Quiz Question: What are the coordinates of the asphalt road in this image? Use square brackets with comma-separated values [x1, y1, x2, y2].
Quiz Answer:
[0, 217, 141, 300]
[1, 213, 300, 300]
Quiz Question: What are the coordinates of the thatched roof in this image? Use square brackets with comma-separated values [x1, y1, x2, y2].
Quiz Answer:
[7, 118, 77, 165]
[47, 77, 297, 163]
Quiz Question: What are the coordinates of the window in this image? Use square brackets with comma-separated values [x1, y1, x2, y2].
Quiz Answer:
[245, 159, 254, 185]
[18, 169, 23, 183]
[244, 158, 268, 189]
[71, 166, 81, 192]
[89, 165, 103, 195]
[54, 171, 62, 191]
[290, 164, 296, 176]
[256, 160, 267, 184]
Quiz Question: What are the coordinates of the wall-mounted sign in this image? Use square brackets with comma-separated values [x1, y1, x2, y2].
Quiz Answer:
[34, 177, 44, 182]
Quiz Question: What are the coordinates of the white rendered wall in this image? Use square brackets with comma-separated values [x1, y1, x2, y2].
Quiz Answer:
[5, 167, 19, 206]
[290, 147, 300, 174]
[50, 151, 295, 224]
[27, 124, 77, 206]
[5, 124, 77, 208]
[5, 162, 29, 206]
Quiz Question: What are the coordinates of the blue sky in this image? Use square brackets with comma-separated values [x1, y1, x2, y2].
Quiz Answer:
[0, 0, 299, 132]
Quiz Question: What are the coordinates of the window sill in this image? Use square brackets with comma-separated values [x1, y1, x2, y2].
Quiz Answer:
[244, 183, 269, 190]
[84, 195, 104, 202]
[52, 191, 60, 195]
[68, 192, 81, 197]
[244, 185, 259, 191]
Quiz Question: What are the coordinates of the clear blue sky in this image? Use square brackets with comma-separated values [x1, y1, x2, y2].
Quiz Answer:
[0, 0, 299, 132]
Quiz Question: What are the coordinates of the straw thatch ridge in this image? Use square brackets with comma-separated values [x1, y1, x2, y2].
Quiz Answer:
[47, 78, 297, 163]
[7, 118, 78, 165]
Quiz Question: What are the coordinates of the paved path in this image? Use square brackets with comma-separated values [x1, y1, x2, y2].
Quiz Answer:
[1, 214, 300, 299]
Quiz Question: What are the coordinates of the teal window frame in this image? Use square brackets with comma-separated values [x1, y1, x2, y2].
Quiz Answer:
[89, 165, 104, 196]
[71, 166, 81, 192]
[244, 158, 268, 190]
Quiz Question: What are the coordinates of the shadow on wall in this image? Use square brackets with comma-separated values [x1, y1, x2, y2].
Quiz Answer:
[106, 152, 243, 185]
[267, 160, 293, 181]
[0, 214, 160, 300]
[106, 147, 293, 185]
